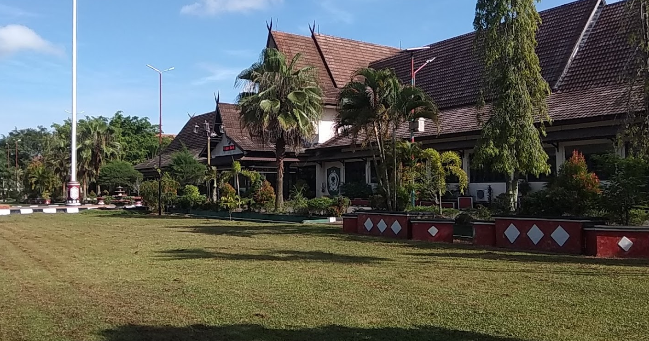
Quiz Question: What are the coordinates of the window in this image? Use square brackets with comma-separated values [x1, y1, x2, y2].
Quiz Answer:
[470, 154, 507, 183]
[345, 161, 366, 184]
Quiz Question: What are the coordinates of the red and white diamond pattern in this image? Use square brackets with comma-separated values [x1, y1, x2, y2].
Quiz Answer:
[428, 226, 439, 237]
[504, 223, 572, 247]
[618, 236, 633, 252]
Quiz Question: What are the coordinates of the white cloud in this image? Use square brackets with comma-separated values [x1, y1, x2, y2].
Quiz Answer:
[192, 63, 242, 86]
[181, 0, 282, 16]
[0, 25, 62, 58]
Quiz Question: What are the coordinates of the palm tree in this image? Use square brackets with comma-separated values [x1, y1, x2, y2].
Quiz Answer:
[78, 117, 120, 198]
[336, 67, 438, 210]
[236, 48, 324, 210]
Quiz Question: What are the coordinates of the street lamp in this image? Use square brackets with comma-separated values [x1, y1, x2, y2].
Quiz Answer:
[14, 139, 20, 193]
[194, 119, 223, 202]
[66, 0, 81, 206]
[404, 46, 436, 207]
[146, 64, 174, 216]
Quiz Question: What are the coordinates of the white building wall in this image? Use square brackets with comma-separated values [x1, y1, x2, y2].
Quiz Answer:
[317, 107, 338, 144]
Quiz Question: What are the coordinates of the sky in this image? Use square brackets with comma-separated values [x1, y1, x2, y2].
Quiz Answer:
[0, 0, 624, 137]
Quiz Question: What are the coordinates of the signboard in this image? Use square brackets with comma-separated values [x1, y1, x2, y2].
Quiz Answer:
[327, 167, 341, 196]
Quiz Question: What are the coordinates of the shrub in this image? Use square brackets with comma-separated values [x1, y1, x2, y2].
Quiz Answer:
[327, 196, 351, 217]
[341, 182, 373, 199]
[139, 173, 180, 212]
[252, 180, 275, 211]
[491, 193, 514, 216]
[307, 197, 333, 216]
[220, 183, 236, 199]
[287, 185, 309, 215]
[550, 150, 600, 216]
[595, 155, 649, 225]
[220, 194, 243, 220]
[178, 185, 206, 210]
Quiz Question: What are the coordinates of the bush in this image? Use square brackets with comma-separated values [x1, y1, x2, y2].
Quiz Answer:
[491, 193, 514, 216]
[595, 155, 649, 225]
[178, 185, 206, 210]
[327, 196, 351, 217]
[341, 182, 373, 199]
[139, 173, 180, 212]
[550, 150, 600, 216]
[307, 197, 333, 216]
[287, 185, 309, 215]
[252, 180, 275, 211]
[220, 183, 236, 199]
[629, 209, 649, 226]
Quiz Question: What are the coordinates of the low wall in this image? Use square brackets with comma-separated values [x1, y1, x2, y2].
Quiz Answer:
[495, 217, 585, 255]
[342, 214, 358, 233]
[356, 212, 410, 239]
[584, 226, 649, 259]
[411, 219, 454, 243]
[473, 221, 496, 247]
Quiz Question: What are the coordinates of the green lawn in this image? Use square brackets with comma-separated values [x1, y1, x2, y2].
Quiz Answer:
[1, 211, 648, 341]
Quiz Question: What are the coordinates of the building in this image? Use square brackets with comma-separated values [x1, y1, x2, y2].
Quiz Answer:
[136, 0, 642, 203]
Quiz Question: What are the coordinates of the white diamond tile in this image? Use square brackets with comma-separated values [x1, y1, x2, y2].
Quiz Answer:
[428, 226, 439, 237]
[527, 225, 544, 245]
[551, 226, 570, 247]
[364, 218, 373, 231]
[391, 221, 402, 235]
[618, 237, 634, 252]
[377, 219, 388, 233]
[504, 224, 520, 244]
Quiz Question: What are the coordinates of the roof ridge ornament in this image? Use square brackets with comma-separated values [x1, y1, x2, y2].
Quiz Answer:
[266, 18, 273, 32]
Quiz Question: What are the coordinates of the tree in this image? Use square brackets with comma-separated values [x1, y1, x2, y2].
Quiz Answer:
[336, 68, 438, 211]
[473, 0, 551, 211]
[237, 48, 324, 210]
[25, 158, 58, 198]
[169, 147, 206, 186]
[78, 116, 121, 198]
[140, 173, 179, 212]
[98, 160, 142, 191]
[109, 112, 171, 165]
[420, 149, 468, 214]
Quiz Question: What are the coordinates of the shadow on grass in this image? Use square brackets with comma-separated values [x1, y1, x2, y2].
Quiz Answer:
[100, 323, 526, 341]
[175, 224, 338, 238]
[156, 248, 388, 264]
[406, 250, 649, 268]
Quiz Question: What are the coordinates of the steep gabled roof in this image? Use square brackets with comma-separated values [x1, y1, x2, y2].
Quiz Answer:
[312, 33, 400, 88]
[558, 1, 635, 91]
[370, 0, 602, 109]
[269, 31, 339, 104]
[135, 102, 271, 171]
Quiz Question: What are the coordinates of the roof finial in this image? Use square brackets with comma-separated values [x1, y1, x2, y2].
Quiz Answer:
[214, 92, 220, 112]
[309, 21, 316, 35]
[266, 18, 273, 32]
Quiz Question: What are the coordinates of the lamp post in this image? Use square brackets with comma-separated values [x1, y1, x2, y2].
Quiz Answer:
[66, 0, 81, 206]
[194, 120, 223, 202]
[14, 139, 20, 193]
[404, 47, 436, 207]
[146, 64, 174, 216]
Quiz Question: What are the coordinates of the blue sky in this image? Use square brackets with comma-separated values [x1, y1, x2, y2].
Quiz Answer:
[0, 0, 623, 136]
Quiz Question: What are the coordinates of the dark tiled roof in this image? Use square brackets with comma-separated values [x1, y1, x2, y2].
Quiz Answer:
[312, 33, 400, 88]
[558, 1, 635, 91]
[135, 103, 271, 171]
[370, 0, 601, 109]
[319, 83, 642, 150]
[270, 31, 339, 104]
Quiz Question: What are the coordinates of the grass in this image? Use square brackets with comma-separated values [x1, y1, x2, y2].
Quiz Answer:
[1, 211, 648, 341]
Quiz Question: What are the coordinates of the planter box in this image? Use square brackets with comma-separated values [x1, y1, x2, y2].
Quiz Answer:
[494, 217, 585, 255]
[342, 214, 358, 233]
[411, 219, 454, 243]
[584, 226, 649, 259]
[473, 221, 496, 247]
[356, 212, 410, 239]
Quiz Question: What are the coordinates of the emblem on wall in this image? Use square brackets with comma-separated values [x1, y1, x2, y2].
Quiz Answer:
[327, 167, 341, 195]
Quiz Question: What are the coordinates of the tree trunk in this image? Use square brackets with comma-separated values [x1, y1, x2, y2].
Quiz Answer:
[275, 137, 286, 211]
[506, 172, 519, 212]
[235, 174, 240, 197]
[97, 184, 101, 197]
[439, 189, 443, 215]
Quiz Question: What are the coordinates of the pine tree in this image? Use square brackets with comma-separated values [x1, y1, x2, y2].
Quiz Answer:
[473, 0, 551, 211]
